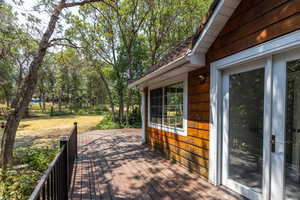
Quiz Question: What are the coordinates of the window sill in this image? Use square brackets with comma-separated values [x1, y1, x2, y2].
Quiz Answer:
[148, 123, 187, 136]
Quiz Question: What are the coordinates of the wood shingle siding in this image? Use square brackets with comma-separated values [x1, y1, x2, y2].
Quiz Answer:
[145, 67, 210, 179]
[207, 0, 300, 62]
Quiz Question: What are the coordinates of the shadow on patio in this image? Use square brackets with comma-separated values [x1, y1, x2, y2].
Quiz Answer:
[69, 129, 236, 200]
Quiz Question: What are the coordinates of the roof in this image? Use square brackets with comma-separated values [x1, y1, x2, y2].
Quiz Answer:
[137, 0, 220, 80]
[143, 35, 195, 77]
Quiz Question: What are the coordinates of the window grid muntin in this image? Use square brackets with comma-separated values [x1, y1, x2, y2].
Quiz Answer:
[149, 81, 184, 131]
[163, 83, 184, 129]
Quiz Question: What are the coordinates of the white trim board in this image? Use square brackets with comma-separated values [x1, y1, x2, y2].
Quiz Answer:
[211, 29, 300, 70]
[192, 0, 240, 56]
[140, 90, 146, 143]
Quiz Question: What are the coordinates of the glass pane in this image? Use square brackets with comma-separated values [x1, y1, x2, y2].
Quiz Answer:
[285, 59, 300, 200]
[163, 82, 184, 129]
[228, 68, 265, 193]
[150, 88, 163, 124]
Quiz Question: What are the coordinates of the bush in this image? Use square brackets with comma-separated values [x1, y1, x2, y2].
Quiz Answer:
[23, 148, 58, 172]
[94, 104, 109, 114]
[127, 107, 141, 128]
[96, 114, 123, 130]
[96, 107, 141, 130]
[0, 147, 58, 199]
[49, 110, 73, 116]
[15, 147, 58, 172]
[0, 169, 40, 200]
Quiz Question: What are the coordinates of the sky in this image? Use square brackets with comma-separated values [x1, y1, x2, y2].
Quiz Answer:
[12, 0, 51, 28]
[11, 0, 78, 37]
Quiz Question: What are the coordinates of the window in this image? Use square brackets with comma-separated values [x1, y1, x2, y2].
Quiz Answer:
[148, 78, 187, 135]
[164, 83, 184, 129]
[150, 88, 163, 124]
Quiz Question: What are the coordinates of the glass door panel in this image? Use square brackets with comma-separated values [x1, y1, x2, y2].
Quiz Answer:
[222, 63, 267, 200]
[285, 59, 300, 200]
[228, 68, 265, 192]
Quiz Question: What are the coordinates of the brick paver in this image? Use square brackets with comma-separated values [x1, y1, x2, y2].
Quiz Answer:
[69, 129, 237, 200]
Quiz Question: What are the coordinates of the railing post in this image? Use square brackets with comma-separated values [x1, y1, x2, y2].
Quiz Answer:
[74, 122, 78, 158]
[59, 138, 69, 200]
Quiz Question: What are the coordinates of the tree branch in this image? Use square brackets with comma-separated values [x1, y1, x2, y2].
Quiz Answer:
[64, 0, 114, 8]
[48, 38, 83, 48]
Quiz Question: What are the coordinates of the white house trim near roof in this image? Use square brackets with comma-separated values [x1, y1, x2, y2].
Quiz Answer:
[128, 55, 190, 89]
[128, 0, 241, 89]
[191, 0, 241, 55]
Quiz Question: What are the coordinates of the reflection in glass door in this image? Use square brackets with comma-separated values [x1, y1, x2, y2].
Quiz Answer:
[222, 63, 267, 200]
[228, 68, 264, 191]
[285, 59, 300, 200]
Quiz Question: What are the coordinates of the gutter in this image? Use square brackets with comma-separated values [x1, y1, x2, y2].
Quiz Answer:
[128, 54, 191, 89]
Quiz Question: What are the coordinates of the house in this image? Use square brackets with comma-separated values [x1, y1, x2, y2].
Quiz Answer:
[129, 0, 300, 199]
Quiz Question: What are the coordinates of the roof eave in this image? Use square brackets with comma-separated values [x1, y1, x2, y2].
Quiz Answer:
[128, 55, 190, 89]
[191, 0, 241, 55]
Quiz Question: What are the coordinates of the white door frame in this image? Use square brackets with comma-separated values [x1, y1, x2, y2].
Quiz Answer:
[271, 47, 300, 200]
[210, 29, 300, 200]
[221, 60, 271, 200]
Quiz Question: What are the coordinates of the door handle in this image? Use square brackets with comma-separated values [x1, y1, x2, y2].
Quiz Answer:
[271, 135, 276, 153]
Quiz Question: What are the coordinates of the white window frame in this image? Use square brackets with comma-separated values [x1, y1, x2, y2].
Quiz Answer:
[209, 29, 300, 199]
[147, 73, 188, 136]
[140, 90, 146, 143]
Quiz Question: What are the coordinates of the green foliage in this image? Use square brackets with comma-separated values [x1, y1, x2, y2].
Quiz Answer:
[96, 114, 123, 130]
[0, 169, 40, 200]
[15, 147, 58, 172]
[96, 107, 141, 130]
[49, 109, 73, 116]
[127, 107, 142, 128]
[93, 104, 109, 113]
[0, 147, 58, 199]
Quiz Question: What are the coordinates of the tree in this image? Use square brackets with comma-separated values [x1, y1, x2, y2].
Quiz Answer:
[0, 0, 112, 170]
[143, 0, 211, 65]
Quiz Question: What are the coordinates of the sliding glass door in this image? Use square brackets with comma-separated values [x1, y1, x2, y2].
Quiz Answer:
[222, 61, 268, 200]
[221, 47, 300, 200]
[271, 48, 300, 200]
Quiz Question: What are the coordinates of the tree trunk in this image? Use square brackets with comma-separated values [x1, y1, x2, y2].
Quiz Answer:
[0, 0, 66, 169]
[118, 89, 124, 123]
[24, 106, 30, 118]
[0, 0, 107, 169]
[97, 68, 116, 121]
[125, 89, 133, 125]
[3, 87, 10, 108]
[58, 93, 62, 111]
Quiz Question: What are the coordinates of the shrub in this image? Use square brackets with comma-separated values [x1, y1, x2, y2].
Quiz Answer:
[15, 147, 58, 172]
[94, 104, 109, 114]
[0, 147, 59, 199]
[127, 107, 141, 128]
[0, 169, 40, 200]
[49, 110, 73, 116]
[96, 114, 123, 130]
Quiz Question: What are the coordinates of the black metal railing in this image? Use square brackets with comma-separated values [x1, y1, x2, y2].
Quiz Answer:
[28, 122, 78, 200]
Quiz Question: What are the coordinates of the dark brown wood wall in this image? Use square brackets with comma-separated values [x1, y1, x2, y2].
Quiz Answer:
[207, 0, 300, 63]
[146, 68, 210, 178]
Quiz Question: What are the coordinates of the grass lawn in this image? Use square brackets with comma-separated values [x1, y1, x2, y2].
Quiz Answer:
[15, 115, 103, 148]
